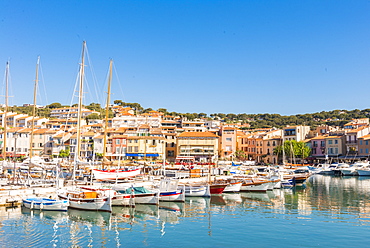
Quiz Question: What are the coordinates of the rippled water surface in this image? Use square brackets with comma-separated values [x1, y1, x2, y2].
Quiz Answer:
[1, 175, 370, 247]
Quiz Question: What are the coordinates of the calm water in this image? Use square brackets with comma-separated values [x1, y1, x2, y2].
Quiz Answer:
[1, 175, 370, 247]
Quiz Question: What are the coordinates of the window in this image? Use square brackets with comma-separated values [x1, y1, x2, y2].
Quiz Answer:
[360, 149, 363, 154]
[328, 140, 333, 145]
[366, 149, 369, 154]
[335, 148, 338, 154]
[366, 141, 369, 146]
[226, 138, 232, 142]
[334, 140, 338, 144]
[116, 139, 120, 145]
[360, 140, 363, 145]
[128, 147, 132, 152]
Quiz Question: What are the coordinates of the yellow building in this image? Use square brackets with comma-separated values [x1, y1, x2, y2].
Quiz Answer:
[126, 136, 166, 161]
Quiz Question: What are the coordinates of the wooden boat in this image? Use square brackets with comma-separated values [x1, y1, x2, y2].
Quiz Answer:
[22, 197, 69, 211]
[158, 178, 185, 202]
[80, 186, 134, 207]
[209, 183, 227, 194]
[58, 189, 112, 212]
[118, 187, 160, 205]
[240, 178, 270, 192]
[216, 179, 242, 193]
[183, 184, 211, 197]
[92, 168, 141, 181]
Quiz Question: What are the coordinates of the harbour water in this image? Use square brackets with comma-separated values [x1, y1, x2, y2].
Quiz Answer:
[1, 175, 370, 247]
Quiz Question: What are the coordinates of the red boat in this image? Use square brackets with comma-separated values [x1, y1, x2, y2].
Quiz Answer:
[209, 184, 227, 194]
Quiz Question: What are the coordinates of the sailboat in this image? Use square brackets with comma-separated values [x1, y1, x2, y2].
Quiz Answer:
[57, 41, 112, 212]
[92, 59, 141, 181]
[1, 61, 10, 176]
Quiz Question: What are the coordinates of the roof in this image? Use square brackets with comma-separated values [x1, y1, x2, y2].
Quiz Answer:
[359, 134, 370, 140]
[33, 128, 57, 134]
[178, 131, 218, 138]
[81, 131, 96, 137]
[126, 136, 165, 140]
[310, 135, 328, 140]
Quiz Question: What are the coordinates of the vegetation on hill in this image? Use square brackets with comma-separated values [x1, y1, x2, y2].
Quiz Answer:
[7, 100, 370, 129]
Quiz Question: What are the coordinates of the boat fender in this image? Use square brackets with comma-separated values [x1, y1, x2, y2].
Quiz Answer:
[78, 200, 81, 204]
[40, 202, 43, 210]
[30, 201, 34, 209]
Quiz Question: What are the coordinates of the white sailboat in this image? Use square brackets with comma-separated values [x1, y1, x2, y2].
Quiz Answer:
[58, 41, 112, 212]
[92, 59, 141, 181]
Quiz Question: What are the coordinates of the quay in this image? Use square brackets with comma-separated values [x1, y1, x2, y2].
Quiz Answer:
[0, 186, 57, 207]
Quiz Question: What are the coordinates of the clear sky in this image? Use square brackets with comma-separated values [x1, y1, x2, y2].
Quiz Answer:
[1, 1, 370, 116]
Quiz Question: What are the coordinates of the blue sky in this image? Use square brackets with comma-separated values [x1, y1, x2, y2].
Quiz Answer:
[1, 1, 370, 116]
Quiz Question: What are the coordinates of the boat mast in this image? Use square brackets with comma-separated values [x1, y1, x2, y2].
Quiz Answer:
[73, 41, 86, 180]
[2, 62, 9, 161]
[29, 56, 40, 159]
[282, 130, 286, 166]
[103, 59, 112, 164]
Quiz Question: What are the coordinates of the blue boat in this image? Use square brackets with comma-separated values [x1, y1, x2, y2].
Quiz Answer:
[22, 197, 69, 211]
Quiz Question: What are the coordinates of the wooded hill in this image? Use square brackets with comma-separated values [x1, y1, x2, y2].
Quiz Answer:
[9, 101, 370, 130]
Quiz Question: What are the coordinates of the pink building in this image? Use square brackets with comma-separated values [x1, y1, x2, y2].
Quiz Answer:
[310, 135, 327, 158]
[219, 127, 238, 158]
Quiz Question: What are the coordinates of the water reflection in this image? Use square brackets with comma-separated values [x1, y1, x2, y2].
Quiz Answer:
[1, 175, 370, 246]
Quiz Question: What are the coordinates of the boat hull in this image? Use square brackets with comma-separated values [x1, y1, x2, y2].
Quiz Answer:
[58, 194, 112, 212]
[22, 198, 69, 211]
[134, 193, 159, 205]
[223, 182, 242, 193]
[210, 184, 227, 194]
[357, 169, 370, 176]
[240, 182, 269, 192]
[111, 194, 135, 206]
[184, 185, 210, 197]
[92, 168, 141, 180]
[160, 190, 185, 202]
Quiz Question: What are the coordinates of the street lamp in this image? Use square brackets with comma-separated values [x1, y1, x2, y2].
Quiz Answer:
[13, 132, 18, 184]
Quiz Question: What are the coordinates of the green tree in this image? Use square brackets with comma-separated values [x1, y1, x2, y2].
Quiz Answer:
[59, 147, 70, 158]
[86, 102, 103, 112]
[85, 113, 101, 122]
[157, 108, 168, 115]
[234, 150, 247, 161]
[46, 102, 63, 109]
[114, 100, 126, 106]
[274, 140, 311, 163]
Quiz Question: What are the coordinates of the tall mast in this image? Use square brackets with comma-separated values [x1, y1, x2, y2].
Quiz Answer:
[76, 41, 86, 162]
[29, 56, 40, 159]
[282, 130, 286, 166]
[2, 62, 9, 160]
[103, 59, 113, 160]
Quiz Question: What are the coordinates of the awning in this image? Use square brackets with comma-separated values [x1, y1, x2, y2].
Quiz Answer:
[126, 153, 159, 157]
